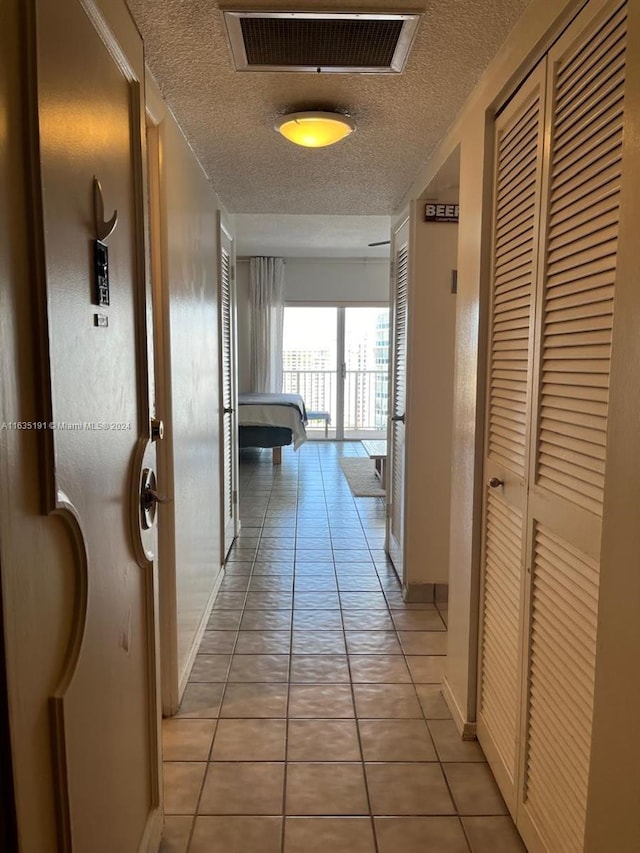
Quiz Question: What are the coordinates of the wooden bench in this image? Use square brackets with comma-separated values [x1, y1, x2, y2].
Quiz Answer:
[306, 410, 331, 438]
[361, 439, 387, 487]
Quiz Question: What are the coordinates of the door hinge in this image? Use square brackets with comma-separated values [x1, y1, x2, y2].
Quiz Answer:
[386, 501, 392, 518]
[231, 265, 236, 282]
[232, 489, 238, 506]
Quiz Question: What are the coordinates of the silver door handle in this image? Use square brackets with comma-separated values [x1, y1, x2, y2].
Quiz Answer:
[223, 407, 234, 414]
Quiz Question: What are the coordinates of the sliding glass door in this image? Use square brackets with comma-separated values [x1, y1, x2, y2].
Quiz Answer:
[282, 307, 339, 439]
[282, 305, 389, 440]
[343, 307, 389, 439]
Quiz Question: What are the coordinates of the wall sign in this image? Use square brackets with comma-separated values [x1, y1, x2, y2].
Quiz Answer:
[425, 202, 459, 223]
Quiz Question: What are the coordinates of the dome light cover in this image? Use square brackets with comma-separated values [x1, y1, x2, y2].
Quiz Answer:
[275, 111, 356, 148]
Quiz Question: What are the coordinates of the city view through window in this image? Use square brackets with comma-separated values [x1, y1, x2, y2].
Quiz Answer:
[282, 306, 390, 439]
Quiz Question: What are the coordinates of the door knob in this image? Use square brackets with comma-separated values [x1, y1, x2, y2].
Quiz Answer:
[488, 477, 504, 489]
[391, 413, 406, 423]
[223, 407, 234, 414]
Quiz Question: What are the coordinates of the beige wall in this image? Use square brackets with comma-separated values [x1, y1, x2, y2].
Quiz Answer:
[146, 78, 225, 706]
[403, 207, 458, 591]
[284, 258, 390, 303]
[236, 257, 390, 393]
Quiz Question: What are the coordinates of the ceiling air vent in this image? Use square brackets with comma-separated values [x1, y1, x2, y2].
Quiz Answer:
[223, 12, 421, 73]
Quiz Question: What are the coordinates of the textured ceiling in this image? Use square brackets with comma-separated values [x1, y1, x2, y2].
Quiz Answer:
[128, 0, 531, 214]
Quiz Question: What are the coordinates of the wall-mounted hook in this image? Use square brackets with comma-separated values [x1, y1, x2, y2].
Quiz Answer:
[93, 177, 118, 242]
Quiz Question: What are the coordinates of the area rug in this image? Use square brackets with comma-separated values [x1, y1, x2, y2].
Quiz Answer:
[338, 457, 386, 498]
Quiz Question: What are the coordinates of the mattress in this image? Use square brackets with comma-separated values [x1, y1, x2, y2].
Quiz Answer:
[238, 392, 308, 449]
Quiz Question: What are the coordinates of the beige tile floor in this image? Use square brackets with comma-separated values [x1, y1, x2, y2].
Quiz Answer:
[161, 442, 526, 853]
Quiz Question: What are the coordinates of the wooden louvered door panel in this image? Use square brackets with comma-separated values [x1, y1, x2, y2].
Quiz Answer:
[477, 63, 546, 814]
[519, 1, 628, 851]
[386, 219, 409, 572]
[219, 218, 238, 558]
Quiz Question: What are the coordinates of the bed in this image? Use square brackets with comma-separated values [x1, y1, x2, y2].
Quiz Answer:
[238, 392, 308, 463]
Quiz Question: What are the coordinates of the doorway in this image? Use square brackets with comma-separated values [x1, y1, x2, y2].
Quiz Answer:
[282, 305, 389, 440]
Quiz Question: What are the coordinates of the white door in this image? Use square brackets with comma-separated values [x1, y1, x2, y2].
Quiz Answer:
[520, 2, 627, 849]
[35, 1, 160, 849]
[219, 215, 239, 557]
[386, 218, 410, 572]
[476, 61, 547, 812]
[477, 1, 630, 850]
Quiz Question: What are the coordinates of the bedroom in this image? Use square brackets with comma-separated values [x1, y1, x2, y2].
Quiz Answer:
[235, 216, 391, 440]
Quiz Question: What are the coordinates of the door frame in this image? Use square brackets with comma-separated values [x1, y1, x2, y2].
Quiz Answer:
[145, 104, 180, 717]
[385, 213, 410, 573]
[218, 211, 239, 559]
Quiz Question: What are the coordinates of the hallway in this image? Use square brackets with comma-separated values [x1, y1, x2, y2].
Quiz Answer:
[160, 443, 525, 852]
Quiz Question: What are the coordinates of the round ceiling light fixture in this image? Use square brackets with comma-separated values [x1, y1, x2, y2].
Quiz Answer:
[274, 111, 356, 148]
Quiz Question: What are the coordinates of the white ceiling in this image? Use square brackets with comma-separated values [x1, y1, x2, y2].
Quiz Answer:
[235, 214, 391, 258]
[127, 0, 531, 216]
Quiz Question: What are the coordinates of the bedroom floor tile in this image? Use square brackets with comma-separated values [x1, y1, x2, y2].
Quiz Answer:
[162, 443, 522, 852]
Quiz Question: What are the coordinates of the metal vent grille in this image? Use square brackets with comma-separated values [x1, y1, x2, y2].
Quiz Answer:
[224, 12, 421, 73]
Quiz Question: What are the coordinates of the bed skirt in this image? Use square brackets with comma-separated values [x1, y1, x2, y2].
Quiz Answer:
[238, 426, 293, 449]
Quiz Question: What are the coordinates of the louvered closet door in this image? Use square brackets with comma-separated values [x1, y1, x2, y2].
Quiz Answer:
[219, 220, 238, 558]
[477, 62, 546, 814]
[386, 218, 409, 572]
[519, 2, 628, 851]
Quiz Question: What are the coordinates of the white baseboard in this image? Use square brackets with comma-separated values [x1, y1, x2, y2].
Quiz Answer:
[178, 564, 225, 700]
[442, 675, 477, 741]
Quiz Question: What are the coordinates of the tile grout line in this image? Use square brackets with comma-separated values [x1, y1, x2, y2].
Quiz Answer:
[279, 447, 302, 853]
[322, 446, 382, 853]
[184, 459, 267, 853]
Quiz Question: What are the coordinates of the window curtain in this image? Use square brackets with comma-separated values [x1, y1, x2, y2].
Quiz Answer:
[250, 257, 285, 393]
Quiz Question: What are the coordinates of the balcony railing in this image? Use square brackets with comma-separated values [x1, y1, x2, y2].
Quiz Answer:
[283, 369, 388, 433]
